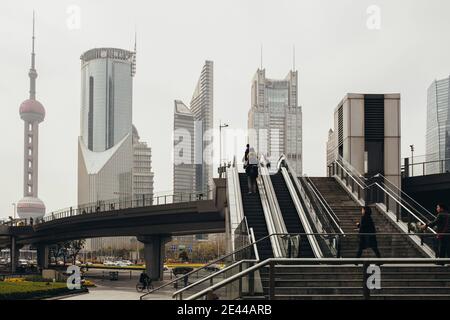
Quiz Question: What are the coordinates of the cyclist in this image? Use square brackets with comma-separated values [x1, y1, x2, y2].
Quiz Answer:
[139, 271, 151, 290]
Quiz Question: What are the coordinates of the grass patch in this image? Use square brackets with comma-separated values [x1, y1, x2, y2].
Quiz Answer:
[0, 281, 85, 300]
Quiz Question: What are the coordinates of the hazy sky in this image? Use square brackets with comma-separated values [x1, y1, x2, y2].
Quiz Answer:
[1, 0, 450, 219]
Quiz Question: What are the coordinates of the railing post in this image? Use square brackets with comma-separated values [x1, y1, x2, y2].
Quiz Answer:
[249, 262, 255, 296]
[408, 211, 412, 233]
[238, 263, 243, 298]
[269, 261, 275, 300]
[362, 261, 370, 300]
[337, 235, 342, 258]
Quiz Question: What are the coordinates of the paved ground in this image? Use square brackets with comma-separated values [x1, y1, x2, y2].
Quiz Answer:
[61, 269, 176, 300]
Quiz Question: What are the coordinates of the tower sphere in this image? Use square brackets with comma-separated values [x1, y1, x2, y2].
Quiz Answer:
[19, 99, 45, 122]
[17, 196, 46, 220]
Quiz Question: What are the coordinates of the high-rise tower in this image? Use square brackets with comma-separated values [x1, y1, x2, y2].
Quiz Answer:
[173, 61, 214, 195]
[78, 47, 135, 205]
[248, 68, 302, 174]
[17, 12, 46, 220]
[426, 76, 450, 174]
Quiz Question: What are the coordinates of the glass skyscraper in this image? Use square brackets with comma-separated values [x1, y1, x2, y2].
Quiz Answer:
[78, 48, 154, 251]
[248, 68, 302, 174]
[173, 61, 214, 195]
[426, 76, 450, 174]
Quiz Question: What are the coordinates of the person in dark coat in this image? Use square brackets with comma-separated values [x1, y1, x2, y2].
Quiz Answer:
[421, 203, 450, 258]
[356, 206, 381, 258]
[242, 144, 250, 169]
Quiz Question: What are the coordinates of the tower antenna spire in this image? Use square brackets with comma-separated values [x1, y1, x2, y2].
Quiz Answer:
[29, 10, 38, 100]
[131, 29, 137, 77]
[292, 45, 296, 71]
[260, 44, 263, 70]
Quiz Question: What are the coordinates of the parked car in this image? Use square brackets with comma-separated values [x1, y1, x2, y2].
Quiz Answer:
[18, 259, 29, 267]
[103, 261, 115, 266]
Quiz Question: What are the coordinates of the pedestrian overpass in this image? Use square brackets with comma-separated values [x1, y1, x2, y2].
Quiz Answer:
[2, 155, 450, 299]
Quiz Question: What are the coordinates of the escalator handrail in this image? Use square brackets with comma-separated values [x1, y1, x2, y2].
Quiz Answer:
[303, 175, 345, 235]
[280, 166, 324, 258]
[256, 170, 284, 258]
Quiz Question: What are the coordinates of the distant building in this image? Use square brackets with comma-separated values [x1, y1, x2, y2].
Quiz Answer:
[327, 93, 401, 189]
[173, 100, 196, 199]
[426, 76, 450, 174]
[132, 125, 154, 205]
[78, 48, 135, 206]
[77, 47, 154, 252]
[173, 61, 214, 196]
[248, 68, 302, 174]
[17, 13, 46, 220]
[326, 129, 337, 168]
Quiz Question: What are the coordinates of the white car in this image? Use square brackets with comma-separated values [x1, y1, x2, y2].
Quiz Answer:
[103, 261, 115, 266]
[114, 261, 130, 267]
[18, 259, 29, 267]
[121, 260, 133, 266]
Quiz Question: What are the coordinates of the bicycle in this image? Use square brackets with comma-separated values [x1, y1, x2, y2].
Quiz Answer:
[136, 279, 153, 292]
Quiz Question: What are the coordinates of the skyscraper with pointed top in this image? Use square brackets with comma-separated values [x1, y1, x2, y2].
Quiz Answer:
[17, 12, 46, 220]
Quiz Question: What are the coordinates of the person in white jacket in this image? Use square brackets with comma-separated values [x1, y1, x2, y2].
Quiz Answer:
[245, 147, 259, 194]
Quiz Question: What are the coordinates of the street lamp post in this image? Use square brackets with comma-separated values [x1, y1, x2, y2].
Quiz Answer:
[410, 145, 415, 176]
[219, 121, 229, 177]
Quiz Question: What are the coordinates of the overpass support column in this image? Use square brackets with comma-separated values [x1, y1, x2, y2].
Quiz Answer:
[36, 244, 49, 270]
[138, 235, 171, 281]
[10, 236, 20, 274]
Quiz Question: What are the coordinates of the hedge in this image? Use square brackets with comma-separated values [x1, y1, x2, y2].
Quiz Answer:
[0, 281, 87, 300]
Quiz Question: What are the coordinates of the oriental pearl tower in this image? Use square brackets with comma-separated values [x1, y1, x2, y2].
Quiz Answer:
[16, 12, 46, 221]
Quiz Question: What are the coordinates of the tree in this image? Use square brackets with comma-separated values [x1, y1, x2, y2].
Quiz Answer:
[68, 239, 86, 264]
[49, 243, 64, 265]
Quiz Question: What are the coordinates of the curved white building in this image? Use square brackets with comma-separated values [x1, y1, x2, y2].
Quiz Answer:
[78, 48, 136, 205]
[17, 14, 46, 220]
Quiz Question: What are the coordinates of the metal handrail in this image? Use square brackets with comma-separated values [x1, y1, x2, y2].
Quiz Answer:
[140, 223, 262, 300]
[279, 154, 341, 256]
[172, 230, 442, 300]
[336, 157, 435, 222]
[172, 259, 256, 300]
[186, 256, 450, 300]
[144, 230, 431, 300]
[303, 175, 344, 235]
[279, 166, 323, 258]
[260, 165, 289, 243]
[227, 162, 245, 252]
[37, 189, 214, 225]
[256, 173, 283, 258]
[332, 159, 436, 235]
[375, 173, 435, 222]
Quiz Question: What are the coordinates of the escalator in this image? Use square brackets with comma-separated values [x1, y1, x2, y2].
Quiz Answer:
[238, 173, 273, 260]
[270, 172, 314, 258]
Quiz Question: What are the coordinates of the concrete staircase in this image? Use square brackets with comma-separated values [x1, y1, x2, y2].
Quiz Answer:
[308, 177, 427, 258]
[256, 264, 450, 300]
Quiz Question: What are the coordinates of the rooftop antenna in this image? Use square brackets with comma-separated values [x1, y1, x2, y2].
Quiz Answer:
[292, 45, 296, 71]
[260, 44, 263, 70]
[29, 10, 37, 100]
[131, 29, 137, 77]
